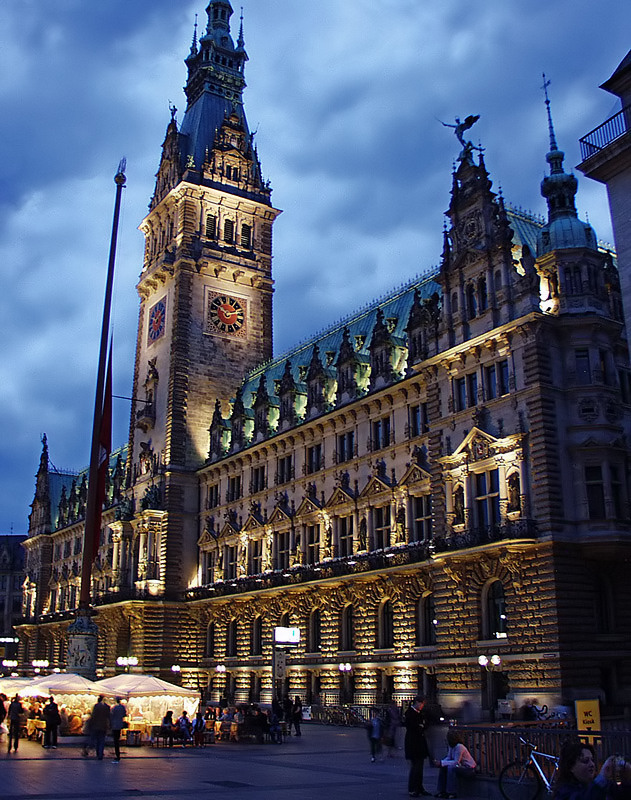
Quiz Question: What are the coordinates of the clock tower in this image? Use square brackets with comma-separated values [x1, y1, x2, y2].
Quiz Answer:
[121, 1, 281, 594]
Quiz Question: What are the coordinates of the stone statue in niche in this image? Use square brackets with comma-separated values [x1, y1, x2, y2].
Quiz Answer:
[453, 485, 465, 525]
[507, 472, 521, 512]
[358, 517, 367, 550]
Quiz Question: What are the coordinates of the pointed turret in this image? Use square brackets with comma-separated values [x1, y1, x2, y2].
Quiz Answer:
[537, 75, 597, 255]
[28, 434, 52, 537]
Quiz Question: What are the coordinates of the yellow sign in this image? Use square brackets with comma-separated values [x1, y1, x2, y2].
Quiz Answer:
[575, 699, 601, 743]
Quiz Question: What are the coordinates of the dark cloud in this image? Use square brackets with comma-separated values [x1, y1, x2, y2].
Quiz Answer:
[1, 0, 629, 533]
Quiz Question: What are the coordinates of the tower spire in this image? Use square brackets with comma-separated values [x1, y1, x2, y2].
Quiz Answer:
[237, 6, 245, 49]
[541, 73, 563, 174]
[189, 13, 199, 57]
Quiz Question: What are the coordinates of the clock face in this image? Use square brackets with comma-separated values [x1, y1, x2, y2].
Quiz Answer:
[207, 294, 246, 335]
[148, 298, 166, 343]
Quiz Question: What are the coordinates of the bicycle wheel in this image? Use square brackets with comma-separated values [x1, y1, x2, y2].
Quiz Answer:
[499, 760, 542, 800]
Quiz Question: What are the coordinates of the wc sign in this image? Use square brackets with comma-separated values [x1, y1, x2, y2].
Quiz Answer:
[575, 699, 601, 743]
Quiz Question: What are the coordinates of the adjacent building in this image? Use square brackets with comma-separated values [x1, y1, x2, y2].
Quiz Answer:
[18, 4, 631, 716]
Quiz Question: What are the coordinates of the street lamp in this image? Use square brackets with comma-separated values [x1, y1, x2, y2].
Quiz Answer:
[32, 659, 49, 673]
[171, 664, 181, 674]
[338, 662, 352, 673]
[478, 654, 502, 669]
[478, 654, 503, 721]
[2, 659, 18, 670]
[215, 664, 226, 674]
[116, 656, 138, 672]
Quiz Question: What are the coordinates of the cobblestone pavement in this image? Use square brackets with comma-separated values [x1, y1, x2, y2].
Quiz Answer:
[1, 724, 472, 800]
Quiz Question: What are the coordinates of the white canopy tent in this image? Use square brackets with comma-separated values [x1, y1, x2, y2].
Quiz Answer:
[93, 674, 200, 723]
[20, 673, 101, 698]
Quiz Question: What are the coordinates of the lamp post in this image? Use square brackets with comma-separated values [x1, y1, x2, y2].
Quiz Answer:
[171, 664, 181, 684]
[116, 656, 138, 673]
[339, 662, 353, 704]
[478, 654, 503, 720]
[32, 659, 49, 675]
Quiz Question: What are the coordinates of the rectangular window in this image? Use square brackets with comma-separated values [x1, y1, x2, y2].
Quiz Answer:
[205, 214, 216, 239]
[249, 539, 263, 575]
[338, 516, 354, 557]
[202, 551, 216, 584]
[485, 364, 498, 400]
[227, 475, 241, 502]
[498, 359, 509, 395]
[224, 545, 238, 580]
[373, 506, 391, 550]
[241, 223, 252, 249]
[224, 218, 234, 243]
[274, 531, 290, 570]
[207, 483, 220, 509]
[74, 537, 82, 555]
[409, 403, 429, 437]
[277, 454, 293, 484]
[411, 495, 432, 542]
[306, 444, 322, 474]
[455, 377, 466, 412]
[475, 469, 500, 530]
[63, 540, 71, 558]
[585, 465, 606, 519]
[337, 431, 355, 463]
[599, 349, 611, 385]
[251, 465, 266, 494]
[575, 349, 591, 385]
[372, 416, 391, 450]
[485, 361, 509, 400]
[305, 524, 320, 564]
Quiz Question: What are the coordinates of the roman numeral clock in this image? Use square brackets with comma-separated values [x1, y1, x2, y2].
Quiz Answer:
[205, 289, 248, 337]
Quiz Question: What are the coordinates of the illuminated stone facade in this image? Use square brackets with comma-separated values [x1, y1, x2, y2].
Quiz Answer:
[19, 4, 631, 716]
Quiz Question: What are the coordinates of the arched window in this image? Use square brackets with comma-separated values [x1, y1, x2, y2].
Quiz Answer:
[484, 580, 507, 639]
[478, 276, 488, 311]
[308, 608, 322, 652]
[416, 593, 437, 646]
[205, 622, 215, 657]
[378, 599, 394, 649]
[251, 616, 263, 655]
[226, 619, 238, 657]
[466, 284, 477, 319]
[279, 611, 290, 629]
[339, 604, 354, 651]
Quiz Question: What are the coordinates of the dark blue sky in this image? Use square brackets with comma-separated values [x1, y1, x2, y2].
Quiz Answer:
[0, 0, 628, 533]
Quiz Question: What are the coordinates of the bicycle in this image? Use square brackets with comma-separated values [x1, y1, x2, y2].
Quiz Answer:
[499, 736, 559, 800]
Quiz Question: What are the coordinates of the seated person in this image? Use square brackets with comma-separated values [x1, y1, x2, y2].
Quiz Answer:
[434, 730, 476, 799]
[176, 711, 193, 743]
[553, 740, 631, 800]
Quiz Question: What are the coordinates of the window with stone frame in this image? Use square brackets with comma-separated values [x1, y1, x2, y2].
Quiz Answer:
[575, 348, 592, 385]
[205, 622, 215, 657]
[305, 524, 320, 565]
[202, 550, 216, 584]
[227, 475, 242, 502]
[410, 495, 432, 542]
[474, 469, 501, 531]
[339, 604, 354, 651]
[207, 482, 220, 509]
[306, 443, 322, 474]
[249, 538, 263, 575]
[277, 454, 293, 485]
[336, 430, 355, 463]
[308, 608, 322, 652]
[224, 218, 235, 243]
[251, 465, 266, 494]
[485, 360, 509, 400]
[205, 214, 217, 239]
[274, 530, 290, 570]
[240, 223, 252, 249]
[484, 579, 508, 639]
[371, 416, 391, 451]
[377, 599, 394, 649]
[372, 505, 391, 550]
[338, 515, 354, 557]
[585, 465, 606, 519]
[409, 402, 429, 438]
[226, 619, 238, 657]
[251, 615, 263, 656]
[416, 593, 437, 646]
[224, 545, 238, 581]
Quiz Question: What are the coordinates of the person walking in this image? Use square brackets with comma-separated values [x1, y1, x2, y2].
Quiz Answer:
[291, 696, 303, 737]
[89, 695, 110, 760]
[110, 697, 127, 763]
[42, 695, 61, 749]
[7, 694, 24, 753]
[404, 695, 431, 797]
[366, 710, 383, 763]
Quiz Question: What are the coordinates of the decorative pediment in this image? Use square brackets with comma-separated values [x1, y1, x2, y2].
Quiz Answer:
[399, 462, 431, 487]
[326, 486, 355, 508]
[295, 496, 321, 518]
[242, 513, 264, 533]
[440, 427, 524, 468]
[360, 475, 392, 498]
[219, 521, 239, 540]
[267, 505, 291, 526]
[197, 529, 220, 548]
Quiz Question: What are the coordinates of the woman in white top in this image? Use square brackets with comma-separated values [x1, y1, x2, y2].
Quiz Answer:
[434, 729, 477, 798]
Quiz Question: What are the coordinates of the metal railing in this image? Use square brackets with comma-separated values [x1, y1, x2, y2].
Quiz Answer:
[580, 105, 631, 160]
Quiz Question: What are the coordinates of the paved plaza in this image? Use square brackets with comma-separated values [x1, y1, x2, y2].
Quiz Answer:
[1, 723, 493, 800]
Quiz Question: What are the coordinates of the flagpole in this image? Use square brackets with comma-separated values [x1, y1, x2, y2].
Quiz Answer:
[79, 159, 126, 610]
[68, 161, 126, 679]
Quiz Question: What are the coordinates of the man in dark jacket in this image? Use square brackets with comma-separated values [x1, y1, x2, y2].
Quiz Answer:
[7, 694, 24, 753]
[404, 695, 430, 797]
[43, 695, 61, 749]
[89, 695, 110, 760]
